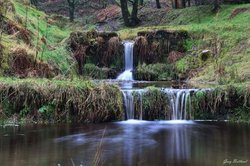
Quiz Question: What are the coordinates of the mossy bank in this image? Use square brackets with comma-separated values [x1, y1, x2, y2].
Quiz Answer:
[130, 84, 250, 122]
[0, 77, 123, 124]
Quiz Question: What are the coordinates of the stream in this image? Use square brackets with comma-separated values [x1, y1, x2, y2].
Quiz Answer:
[0, 37, 249, 166]
[0, 121, 249, 166]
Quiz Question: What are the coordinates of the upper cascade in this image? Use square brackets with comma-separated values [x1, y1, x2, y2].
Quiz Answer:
[117, 41, 134, 81]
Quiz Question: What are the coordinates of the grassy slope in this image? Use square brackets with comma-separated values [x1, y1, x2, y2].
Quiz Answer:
[1, 2, 249, 84]
[118, 4, 250, 84]
[1, 0, 79, 75]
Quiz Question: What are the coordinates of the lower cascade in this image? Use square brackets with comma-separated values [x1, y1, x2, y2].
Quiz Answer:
[122, 88, 206, 120]
[163, 89, 198, 120]
[122, 89, 144, 120]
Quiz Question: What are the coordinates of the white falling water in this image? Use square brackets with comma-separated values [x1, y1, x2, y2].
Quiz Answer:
[122, 89, 144, 120]
[117, 41, 134, 81]
[122, 88, 204, 120]
[122, 90, 135, 119]
[163, 89, 198, 120]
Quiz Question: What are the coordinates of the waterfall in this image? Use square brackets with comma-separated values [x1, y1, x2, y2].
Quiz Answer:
[163, 89, 198, 120]
[117, 41, 134, 81]
[122, 89, 144, 120]
[122, 90, 135, 119]
[122, 88, 203, 120]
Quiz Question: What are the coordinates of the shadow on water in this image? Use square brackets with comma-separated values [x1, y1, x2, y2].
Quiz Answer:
[0, 121, 250, 166]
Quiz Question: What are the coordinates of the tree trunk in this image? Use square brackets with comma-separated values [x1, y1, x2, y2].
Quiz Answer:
[120, 0, 130, 26]
[182, 0, 186, 8]
[212, 0, 221, 13]
[67, 0, 75, 22]
[175, 0, 178, 8]
[131, 0, 139, 26]
[156, 0, 161, 8]
[69, 5, 75, 22]
[30, 0, 38, 6]
[139, 0, 143, 5]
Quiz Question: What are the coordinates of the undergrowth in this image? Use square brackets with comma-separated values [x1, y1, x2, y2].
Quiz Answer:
[0, 77, 123, 124]
[118, 4, 250, 83]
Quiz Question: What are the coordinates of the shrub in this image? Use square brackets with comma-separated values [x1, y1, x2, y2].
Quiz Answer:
[83, 63, 107, 79]
[134, 63, 175, 81]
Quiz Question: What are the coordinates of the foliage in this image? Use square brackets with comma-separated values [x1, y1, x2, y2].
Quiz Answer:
[192, 84, 250, 121]
[83, 63, 107, 79]
[134, 63, 175, 81]
[119, 4, 250, 83]
[1, 0, 75, 77]
[133, 87, 169, 120]
[67, 31, 123, 76]
[175, 58, 188, 74]
[0, 77, 123, 123]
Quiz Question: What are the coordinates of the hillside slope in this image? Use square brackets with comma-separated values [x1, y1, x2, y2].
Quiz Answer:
[118, 4, 250, 84]
[0, 1, 250, 85]
[0, 0, 79, 77]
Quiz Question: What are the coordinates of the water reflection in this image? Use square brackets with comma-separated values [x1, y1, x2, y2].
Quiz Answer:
[0, 122, 250, 166]
[169, 125, 190, 160]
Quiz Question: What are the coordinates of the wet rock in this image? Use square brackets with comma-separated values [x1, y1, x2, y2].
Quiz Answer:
[200, 50, 211, 62]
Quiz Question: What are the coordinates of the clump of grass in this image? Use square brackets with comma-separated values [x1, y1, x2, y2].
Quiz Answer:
[132, 87, 170, 120]
[134, 36, 148, 62]
[0, 77, 123, 123]
[1, 1, 74, 76]
[8, 46, 35, 76]
[192, 84, 250, 121]
[83, 63, 108, 79]
[135, 63, 175, 81]
[15, 28, 32, 45]
[8, 45, 57, 78]
[168, 51, 184, 64]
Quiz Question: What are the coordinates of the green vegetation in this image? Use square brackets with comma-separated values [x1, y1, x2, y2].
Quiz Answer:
[118, 4, 250, 83]
[83, 63, 108, 79]
[0, 1, 250, 123]
[0, 77, 123, 124]
[192, 84, 250, 122]
[1, 0, 77, 75]
[134, 63, 176, 81]
[134, 87, 169, 120]
[131, 84, 250, 122]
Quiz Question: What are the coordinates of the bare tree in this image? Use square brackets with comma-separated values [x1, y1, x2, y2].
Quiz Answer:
[212, 0, 221, 13]
[139, 0, 143, 5]
[156, 0, 161, 8]
[30, 0, 38, 6]
[120, 0, 140, 27]
[120, 0, 130, 26]
[66, 0, 79, 22]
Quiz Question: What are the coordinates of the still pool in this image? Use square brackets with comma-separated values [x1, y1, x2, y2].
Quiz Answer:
[0, 121, 249, 166]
